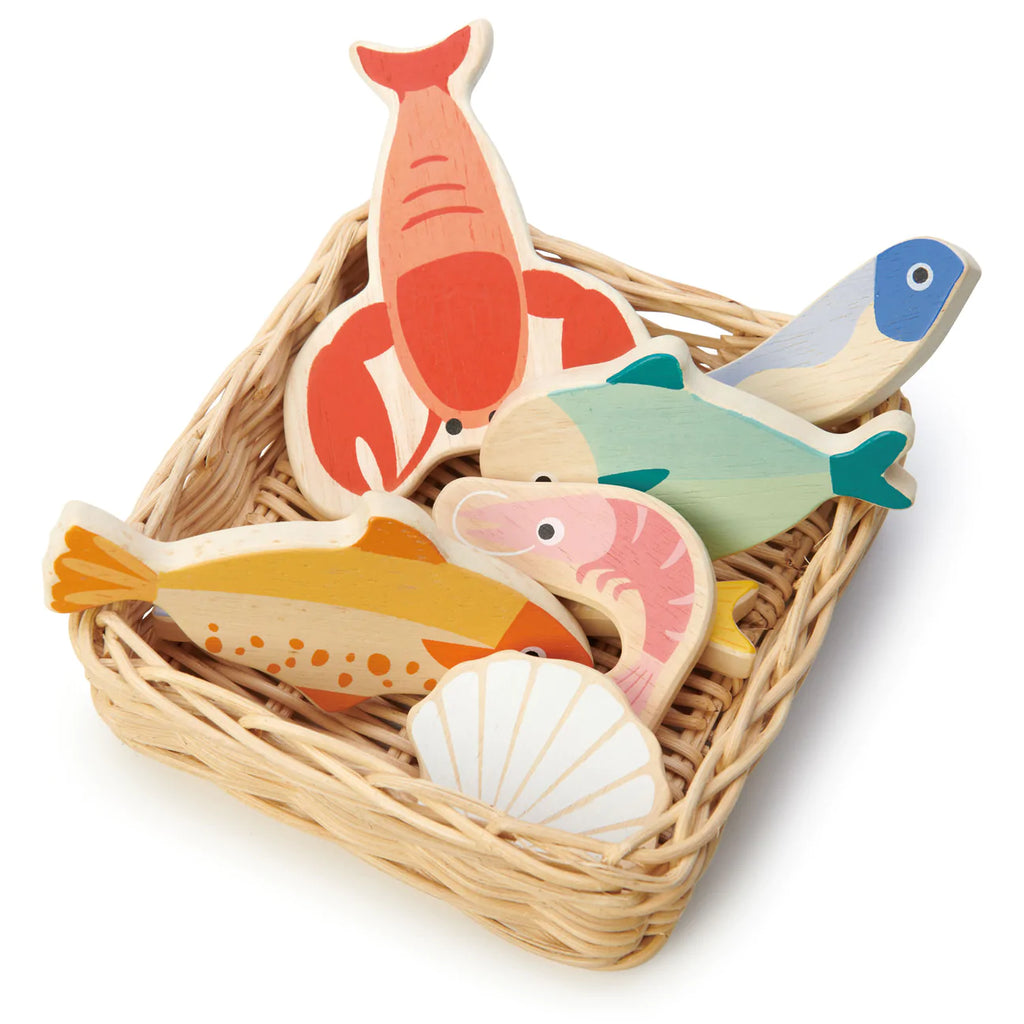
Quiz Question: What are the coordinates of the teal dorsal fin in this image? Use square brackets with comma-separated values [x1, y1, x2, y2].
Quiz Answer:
[607, 353, 685, 390]
[598, 468, 670, 492]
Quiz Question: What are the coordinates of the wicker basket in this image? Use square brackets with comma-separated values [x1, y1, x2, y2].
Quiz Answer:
[66, 203, 905, 969]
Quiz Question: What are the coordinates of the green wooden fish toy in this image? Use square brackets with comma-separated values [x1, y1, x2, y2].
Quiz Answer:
[480, 341, 916, 560]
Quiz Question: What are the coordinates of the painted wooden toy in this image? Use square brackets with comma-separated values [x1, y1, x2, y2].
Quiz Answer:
[149, 554, 759, 679]
[710, 238, 980, 425]
[433, 479, 716, 725]
[44, 495, 592, 712]
[480, 340, 918, 561]
[565, 579, 760, 680]
[285, 21, 647, 518]
[408, 652, 671, 845]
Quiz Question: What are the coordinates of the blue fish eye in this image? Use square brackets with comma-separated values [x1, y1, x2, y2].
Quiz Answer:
[874, 239, 964, 342]
[907, 263, 933, 290]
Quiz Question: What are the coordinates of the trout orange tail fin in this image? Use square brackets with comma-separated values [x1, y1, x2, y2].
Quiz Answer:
[354, 24, 473, 98]
[44, 503, 159, 613]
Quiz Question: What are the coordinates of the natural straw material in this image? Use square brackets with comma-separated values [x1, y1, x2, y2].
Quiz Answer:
[66, 204, 905, 969]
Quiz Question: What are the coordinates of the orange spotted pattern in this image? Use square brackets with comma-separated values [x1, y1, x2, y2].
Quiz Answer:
[204, 623, 222, 654]
[198, 624, 438, 710]
[368, 653, 390, 676]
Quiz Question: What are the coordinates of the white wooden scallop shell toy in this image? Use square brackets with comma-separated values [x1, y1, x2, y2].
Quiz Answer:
[407, 651, 671, 844]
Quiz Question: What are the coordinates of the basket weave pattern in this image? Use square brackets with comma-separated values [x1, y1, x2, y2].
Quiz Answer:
[68, 205, 904, 968]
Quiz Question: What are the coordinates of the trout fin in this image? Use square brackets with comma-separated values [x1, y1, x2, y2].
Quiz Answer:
[355, 517, 445, 564]
[298, 688, 369, 714]
[422, 639, 496, 669]
[45, 504, 159, 612]
[830, 428, 915, 509]
[354, 24, 472, 97]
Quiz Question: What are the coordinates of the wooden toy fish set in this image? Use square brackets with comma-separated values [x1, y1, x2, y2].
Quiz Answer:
[44, 21, 979, 967]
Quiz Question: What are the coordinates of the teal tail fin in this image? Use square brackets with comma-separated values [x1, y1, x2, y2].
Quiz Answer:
[830, 427, 914, 509]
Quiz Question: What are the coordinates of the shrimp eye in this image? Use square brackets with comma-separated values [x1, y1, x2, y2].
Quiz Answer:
[907, 263, 933, 291]
[532, 473, 556, 483]
[521, 646, 547, 657]
[536, 517, 565, 545]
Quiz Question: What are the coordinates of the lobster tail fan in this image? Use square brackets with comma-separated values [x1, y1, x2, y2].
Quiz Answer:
[354, 25, 472, 97]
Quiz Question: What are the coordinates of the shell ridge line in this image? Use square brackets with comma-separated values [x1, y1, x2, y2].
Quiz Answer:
[476, 664, 487, 801]
[494, 671, 536, 812]
[539, 769, 656, 830]
[534, 725, 655, 827]
[500, 674, 586, 818]
[436, 679, 463, 793]
[478, 659, 531, 806]
[410, 703, 456, 791]
[585, 811, 655, 835]
[442, 670, 483, 797]
[515, 715, 625, 822]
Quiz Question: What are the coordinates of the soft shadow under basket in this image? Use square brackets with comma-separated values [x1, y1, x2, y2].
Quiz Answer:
[66, 205, 905, 969]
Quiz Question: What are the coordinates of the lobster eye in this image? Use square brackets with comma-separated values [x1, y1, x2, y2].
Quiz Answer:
[536, 517, 565, 545]
[532, 473, 556, 483]
[907, 263, 933, 291]
[521, 646, 547, 657]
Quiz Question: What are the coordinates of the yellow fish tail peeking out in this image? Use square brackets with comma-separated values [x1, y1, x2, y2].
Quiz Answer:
[44, 496, 591, 713]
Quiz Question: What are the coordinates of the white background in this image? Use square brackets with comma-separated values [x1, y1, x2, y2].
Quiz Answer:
[3, 2, 1021, 1021]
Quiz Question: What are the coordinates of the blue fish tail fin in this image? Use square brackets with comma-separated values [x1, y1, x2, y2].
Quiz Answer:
[830, 415, 916, 509]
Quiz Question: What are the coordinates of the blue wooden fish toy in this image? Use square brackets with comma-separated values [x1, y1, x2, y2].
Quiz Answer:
[710, 238, 979, 425]
[480, 341, 916, 560]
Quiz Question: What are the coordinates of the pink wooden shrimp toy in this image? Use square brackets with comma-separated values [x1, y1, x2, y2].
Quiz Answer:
[433, 479, 722, 727]
[284, 21, 647, 518]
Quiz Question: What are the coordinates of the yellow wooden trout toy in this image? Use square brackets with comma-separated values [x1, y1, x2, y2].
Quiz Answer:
[43, 494, 592, 712]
